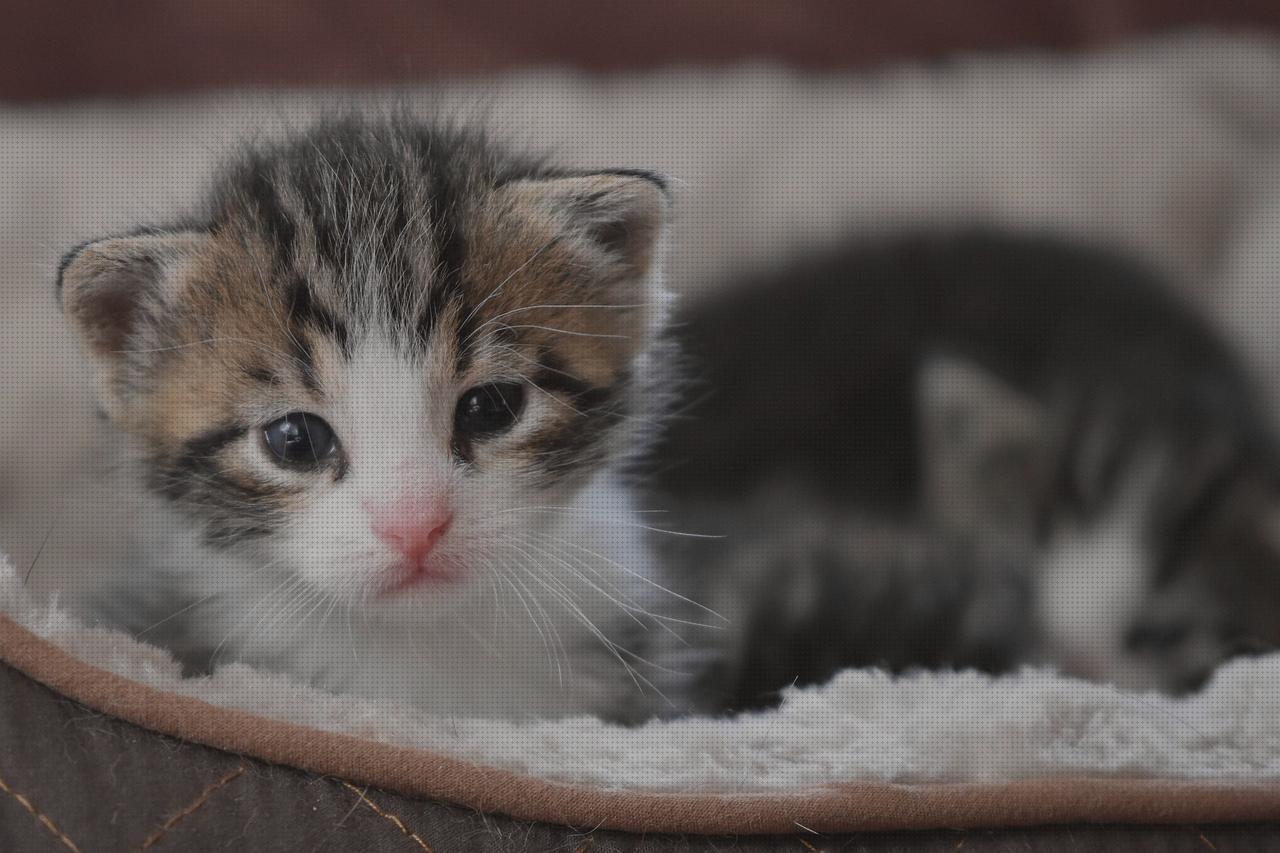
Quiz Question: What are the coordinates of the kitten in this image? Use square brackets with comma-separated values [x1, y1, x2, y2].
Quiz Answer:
[57, 116, 684, 721]
[649, 231, 1280, 710]
[651, 489, 1038, 713]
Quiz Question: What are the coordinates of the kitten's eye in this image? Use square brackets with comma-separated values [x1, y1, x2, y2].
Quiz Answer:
[262, 412, 338, 469]
[455, 382, 526, 437]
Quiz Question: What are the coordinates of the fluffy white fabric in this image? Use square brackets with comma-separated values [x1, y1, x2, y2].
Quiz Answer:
[5, 31, 1280, 791]
[4, 557, 1279, 791]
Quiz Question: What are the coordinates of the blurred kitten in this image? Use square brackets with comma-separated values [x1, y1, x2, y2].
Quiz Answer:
[651, 231, 1280, 711]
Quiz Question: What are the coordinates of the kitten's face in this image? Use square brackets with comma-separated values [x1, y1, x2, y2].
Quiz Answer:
[59, 123, 668, 612]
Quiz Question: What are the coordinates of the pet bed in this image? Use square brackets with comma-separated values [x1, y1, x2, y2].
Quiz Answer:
[4, 556, 1280, 847]
[3, 33, 1280, 850]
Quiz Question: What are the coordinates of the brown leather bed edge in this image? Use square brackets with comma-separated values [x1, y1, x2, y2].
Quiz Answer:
[2, 612, 1277, 834]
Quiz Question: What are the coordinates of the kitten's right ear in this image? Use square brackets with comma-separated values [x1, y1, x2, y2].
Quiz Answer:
[58, 231, 208, 359]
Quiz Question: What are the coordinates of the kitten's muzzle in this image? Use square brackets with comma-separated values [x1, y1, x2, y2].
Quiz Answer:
[366, 496, 455, 593]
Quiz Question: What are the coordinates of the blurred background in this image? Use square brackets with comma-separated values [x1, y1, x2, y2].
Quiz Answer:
[3, 1, 1280, 100]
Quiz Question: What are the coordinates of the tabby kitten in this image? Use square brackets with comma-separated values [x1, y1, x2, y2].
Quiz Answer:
[58, 116, 682, 721]
[649, 231, 1280, 710]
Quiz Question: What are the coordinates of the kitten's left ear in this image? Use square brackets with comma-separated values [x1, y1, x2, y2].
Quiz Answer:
[497, 171, 670, 283]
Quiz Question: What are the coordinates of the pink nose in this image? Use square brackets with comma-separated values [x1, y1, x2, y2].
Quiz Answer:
[369, 502, 453, 565]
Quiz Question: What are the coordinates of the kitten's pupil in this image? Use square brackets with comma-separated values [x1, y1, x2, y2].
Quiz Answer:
[455, 382, 526, 437]
[263, 412, 337, 469]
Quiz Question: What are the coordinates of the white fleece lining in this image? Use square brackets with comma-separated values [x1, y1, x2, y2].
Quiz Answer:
[3, 555, 1278, 793]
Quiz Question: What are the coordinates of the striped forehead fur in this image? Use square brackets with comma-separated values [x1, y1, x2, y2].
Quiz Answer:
[206, 118, 668, 350]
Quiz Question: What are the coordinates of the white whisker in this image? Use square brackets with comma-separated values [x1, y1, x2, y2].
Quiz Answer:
[134, 592, 223, 639]
[460, 236, 560, 334]
[497, 323, 629, 340]
[523, 530, 726, 632]
[483, 506, 726, 539]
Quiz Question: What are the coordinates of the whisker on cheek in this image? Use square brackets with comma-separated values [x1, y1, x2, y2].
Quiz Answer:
[505, 556, 672, 702]
[505, 535, 647, 626]
[208, 570, 304, 670]
[493, 554, 568, 684]
[510, 527, 726, 623]
[511, 531, 724, 638]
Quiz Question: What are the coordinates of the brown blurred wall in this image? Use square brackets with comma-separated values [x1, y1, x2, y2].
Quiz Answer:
[3, 0, 1280, 102]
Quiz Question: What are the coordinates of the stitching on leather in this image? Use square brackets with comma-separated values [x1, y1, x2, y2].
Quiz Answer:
[0, 766, 84, 853]
[139, 764, 247, 850]
[342, 781, 435, 851]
